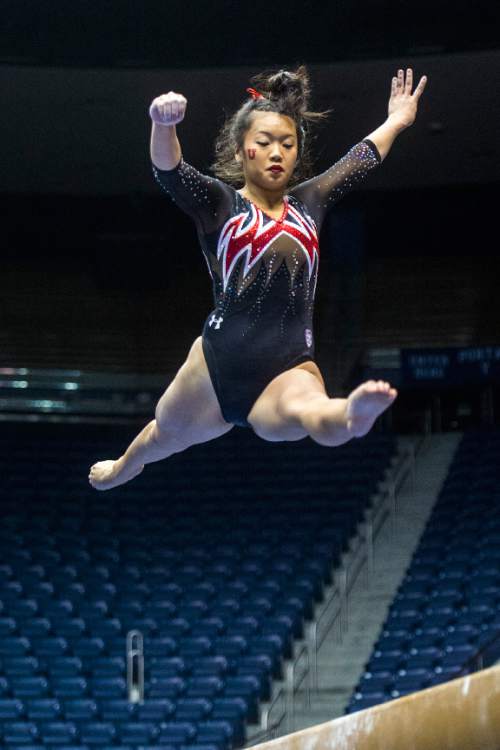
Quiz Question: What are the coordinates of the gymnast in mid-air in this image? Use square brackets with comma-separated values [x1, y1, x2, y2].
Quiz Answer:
[89, 64, 427, 490]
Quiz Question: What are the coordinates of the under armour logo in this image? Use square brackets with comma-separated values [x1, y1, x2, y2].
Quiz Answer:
[209, 314, 224, 330]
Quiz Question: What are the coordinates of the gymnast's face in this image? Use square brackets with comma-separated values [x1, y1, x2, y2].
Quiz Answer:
[236, 111, 298, 192]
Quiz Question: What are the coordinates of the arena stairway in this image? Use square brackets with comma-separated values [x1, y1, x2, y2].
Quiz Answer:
[347, 429, 500, 714]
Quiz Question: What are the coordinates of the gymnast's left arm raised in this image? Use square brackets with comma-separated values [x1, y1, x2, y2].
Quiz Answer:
[364, 67, 428, 162]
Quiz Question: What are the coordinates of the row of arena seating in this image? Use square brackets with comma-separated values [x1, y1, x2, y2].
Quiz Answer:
[0, 422, 395, 747]
[347, 429, 500, 713]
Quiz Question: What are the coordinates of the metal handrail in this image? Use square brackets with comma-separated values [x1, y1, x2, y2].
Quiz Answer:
[253, 687, 287, 742]
[126, 629, 144, 704]
[306, 436, 423, 692]
[286, 644, 311, 731]
[307, 586, 342, 690]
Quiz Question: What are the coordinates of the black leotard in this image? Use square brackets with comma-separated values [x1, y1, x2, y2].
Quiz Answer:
[152, 139, 381, 427]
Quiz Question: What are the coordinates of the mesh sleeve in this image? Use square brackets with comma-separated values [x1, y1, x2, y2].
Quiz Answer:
[289, 139, 382, 232]
[152, 158, 233, 234]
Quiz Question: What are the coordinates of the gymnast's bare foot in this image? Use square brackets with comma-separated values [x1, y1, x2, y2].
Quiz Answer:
[88, 457, 144, 491]
[346, 380, 398, 437]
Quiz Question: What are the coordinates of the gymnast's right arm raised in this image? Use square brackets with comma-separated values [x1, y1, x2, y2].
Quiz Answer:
[148, 91, 233, 234]
[149, 91, 185, 170]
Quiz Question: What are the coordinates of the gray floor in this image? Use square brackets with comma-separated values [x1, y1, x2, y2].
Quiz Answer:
[250, 432, 462, 740]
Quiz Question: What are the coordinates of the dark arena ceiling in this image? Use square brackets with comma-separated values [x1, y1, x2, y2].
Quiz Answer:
[2, 0, 499, 69]
[1, 2, 499, 195]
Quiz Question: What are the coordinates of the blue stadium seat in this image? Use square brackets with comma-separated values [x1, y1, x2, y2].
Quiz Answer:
[0, 698, 24, 719]
[89, 656, 125, 676]
[12, 676, 49, 697]
[432, 665, 463, 684]
[213, 636, 248, 659]
[182, 742, 225, 750]
[366, 650, 406, 673]
[52, 617, 86, 639]
[37, 721, 79, 745]
[79, 722, 117, 745]
[247, 634, 282, 666]
[376, 629, 411, 651]
[158, 619, 192, 639]
[156, 721, 197, 745]
[119, 616, 158, 635]
[225, 616, 259, 638]
[31, 636, 69, 657]
[3, 656, 40, 676]
[235, 655, 272, 700]
[0, 564, 14, 581]
[189, 656, 229, 678]
[52, 677, 88, 698]
[136, 698, 176, 721]
[77, 606, 109, 628]
[89, 676, 126, 698]
[0, 636, 31, 655]
[440, 644, 477, 668]
[24, 583, 55, 602]
[148, 677, 186, 699]
[348, 692, 388, 713]
[145, 602, 179, 621]
[71, 637, 106, 657]
[260, 616, 294, 658]
[190, 618, 226, 639]
[177, 603, 212, 621]
[94, 699, 134, 723]
[185, 677, 224, 699]
[405, 647, 443, 671]
[178, 637, 213, 658]
[119, 581, 153, 598]
[1, 581, 23, 599]
[89, 618, 122, 639]
[149, 656, 187, 678]
[0, 617, 19, 636]
[63, 698, 99, 720]
[2, 722, 40, 745]
[175, 697, 213, 721]
[223, 676, 260, 723]
[25, 698, 62, 720]
[212, 697, 248, 745]
[113, 602, 143, 620]
[22, 617, 52, 639]
[147, 636, 178, 656]
[119, 721, 159, 744]
[357, 671, 394, 694]
[196, 720, 234, 748]
[392, 668, 431, 693]
[49, 656, 84, 677]
[41, 600, 74, 619]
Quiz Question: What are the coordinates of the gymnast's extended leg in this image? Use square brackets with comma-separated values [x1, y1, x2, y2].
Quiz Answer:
[88, 337, 233, 490]
[247, 361, 397, 445]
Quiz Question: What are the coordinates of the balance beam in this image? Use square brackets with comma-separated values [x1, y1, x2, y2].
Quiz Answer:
[252, 665, 500, 750]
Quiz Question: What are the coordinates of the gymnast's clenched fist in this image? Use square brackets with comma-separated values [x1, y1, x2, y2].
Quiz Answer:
[149, 91, 187, 126]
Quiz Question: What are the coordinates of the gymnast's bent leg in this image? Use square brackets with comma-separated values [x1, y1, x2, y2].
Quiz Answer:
[88, 337, 233, 490]
[247, 361, 397, 446]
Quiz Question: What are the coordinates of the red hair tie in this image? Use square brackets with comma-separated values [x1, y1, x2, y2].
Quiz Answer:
[246, 87, 265, 100]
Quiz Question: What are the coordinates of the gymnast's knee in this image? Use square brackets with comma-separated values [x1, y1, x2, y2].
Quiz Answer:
[292, 401, 348, 447]
[279, 391, 324, 427]
[151, 419, 191, 454]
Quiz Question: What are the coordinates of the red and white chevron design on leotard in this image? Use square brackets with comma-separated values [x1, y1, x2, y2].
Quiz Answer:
[217, 200, 319, 292]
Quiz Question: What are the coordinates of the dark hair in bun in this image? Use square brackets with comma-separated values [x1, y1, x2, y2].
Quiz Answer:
[211, 64, 331, 188]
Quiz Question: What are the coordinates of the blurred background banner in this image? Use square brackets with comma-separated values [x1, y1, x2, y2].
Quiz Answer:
[402, 347, 500, 386]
